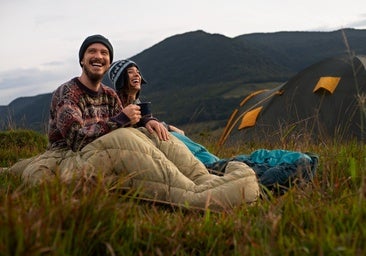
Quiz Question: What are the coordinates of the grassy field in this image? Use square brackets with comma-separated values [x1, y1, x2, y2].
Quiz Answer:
[0, 129, 365, 255]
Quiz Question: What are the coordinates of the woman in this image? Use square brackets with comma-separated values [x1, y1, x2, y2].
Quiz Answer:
[103, 59, 220, 165]
[102, 59, 186, 134]
[103, 59, 319, 193]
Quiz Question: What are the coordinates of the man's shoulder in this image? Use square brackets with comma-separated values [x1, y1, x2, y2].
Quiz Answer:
[51, 77, 80, 99]
[55, 77, 78, 91]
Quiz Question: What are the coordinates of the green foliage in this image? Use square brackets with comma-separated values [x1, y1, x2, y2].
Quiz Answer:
[0, 131, 365, 255]
[0, 129, 47, 167]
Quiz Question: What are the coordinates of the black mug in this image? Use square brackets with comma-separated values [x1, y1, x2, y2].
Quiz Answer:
[137, 102, 152, 117]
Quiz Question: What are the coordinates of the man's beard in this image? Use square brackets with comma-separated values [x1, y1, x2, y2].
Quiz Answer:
[84, 65, 105, 83]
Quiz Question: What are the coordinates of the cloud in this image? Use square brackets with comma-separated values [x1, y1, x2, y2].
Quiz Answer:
[0, 60, 78, 105]
[1, 0, 366, 106]
[348, 15, 366, 28]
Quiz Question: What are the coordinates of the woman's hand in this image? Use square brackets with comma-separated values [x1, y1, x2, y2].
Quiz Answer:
[122, 104, 141, 125]
[145, 120, 170, 141]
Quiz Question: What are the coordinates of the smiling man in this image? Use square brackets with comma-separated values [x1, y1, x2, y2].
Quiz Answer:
[78, 34, 114, 88]
[47, 34, 170, 152]
[48, 35, 136, 151]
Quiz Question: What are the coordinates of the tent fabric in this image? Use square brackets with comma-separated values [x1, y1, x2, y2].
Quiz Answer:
[313, 77, 341, 94]
[219, 54, 366, 145]
[238, 106, 263, 129]
[218, 87, 284, 146]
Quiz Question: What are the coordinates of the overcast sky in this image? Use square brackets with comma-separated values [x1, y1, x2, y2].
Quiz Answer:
[0, 0, 366, 105]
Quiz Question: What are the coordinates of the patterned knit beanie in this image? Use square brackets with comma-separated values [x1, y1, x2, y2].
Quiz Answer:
[79, 34, 114, 67]
[108, 59, 147, 90]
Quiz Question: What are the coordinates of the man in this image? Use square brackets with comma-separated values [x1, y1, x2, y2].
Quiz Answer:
[11, 35, 259, 211]
[48, 34, 169, 152]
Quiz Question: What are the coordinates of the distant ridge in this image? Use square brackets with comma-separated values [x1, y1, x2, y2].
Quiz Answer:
[1, 28, 366, 133]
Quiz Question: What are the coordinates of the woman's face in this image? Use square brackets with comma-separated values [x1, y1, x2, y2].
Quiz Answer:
[126, 66, 142, 91]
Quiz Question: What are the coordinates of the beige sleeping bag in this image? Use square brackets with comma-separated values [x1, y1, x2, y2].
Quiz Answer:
[12, 127, 260, 211]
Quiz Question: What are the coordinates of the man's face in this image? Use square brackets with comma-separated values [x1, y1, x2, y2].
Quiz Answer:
[81, 43, 110, 82]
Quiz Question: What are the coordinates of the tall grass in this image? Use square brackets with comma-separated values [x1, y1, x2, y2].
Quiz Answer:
[0, 129, 365, 255]
[0, 129, 47, 167]
[342, 29, 366, 142]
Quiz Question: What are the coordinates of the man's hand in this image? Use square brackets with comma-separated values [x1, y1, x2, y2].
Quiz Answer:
[122, 104, 141, 125]
[145, 119, 169, 141]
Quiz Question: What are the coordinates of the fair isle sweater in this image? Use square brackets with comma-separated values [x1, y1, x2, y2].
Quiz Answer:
[48, 77, 154, 152]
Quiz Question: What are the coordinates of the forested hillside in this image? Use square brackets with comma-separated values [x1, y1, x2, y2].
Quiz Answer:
[1, 28, 365, 133]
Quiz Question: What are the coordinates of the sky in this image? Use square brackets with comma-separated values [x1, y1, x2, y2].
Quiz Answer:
[0, 0, 366, 105]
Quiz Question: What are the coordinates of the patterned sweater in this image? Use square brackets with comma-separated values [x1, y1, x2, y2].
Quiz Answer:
[48, 77, 152, 151]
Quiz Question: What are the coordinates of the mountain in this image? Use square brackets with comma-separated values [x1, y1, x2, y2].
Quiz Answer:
[1, 28, 366, 133]
[0, 93, 51, 132]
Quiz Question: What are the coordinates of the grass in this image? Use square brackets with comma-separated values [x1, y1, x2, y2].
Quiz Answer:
[0, 129, 365, 255]
[0, 129, 47, 167]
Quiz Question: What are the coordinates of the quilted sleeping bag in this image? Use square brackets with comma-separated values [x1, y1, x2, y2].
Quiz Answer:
[11, 127, 260, 211]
